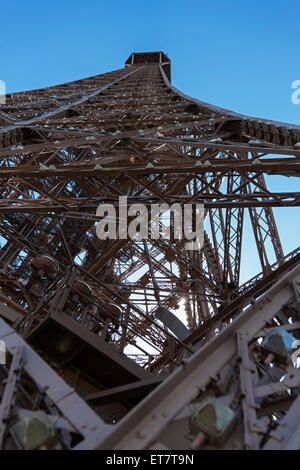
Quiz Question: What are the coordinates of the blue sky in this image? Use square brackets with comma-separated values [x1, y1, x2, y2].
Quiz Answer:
[2, 0, 299, 125]
[1, 0, 299, 279]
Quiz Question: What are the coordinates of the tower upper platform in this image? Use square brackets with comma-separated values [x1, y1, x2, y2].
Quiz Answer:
[125, 51, 171, 81]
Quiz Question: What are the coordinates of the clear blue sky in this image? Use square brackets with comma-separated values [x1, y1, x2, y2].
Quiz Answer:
[2, 0, 299, 126]
[1, 0, 299, 279]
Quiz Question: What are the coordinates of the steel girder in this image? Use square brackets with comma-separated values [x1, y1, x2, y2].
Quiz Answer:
[0, 318, 111, 450]
[95, 262, 300, 450]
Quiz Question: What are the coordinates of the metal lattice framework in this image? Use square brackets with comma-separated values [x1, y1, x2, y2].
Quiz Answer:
[0, 51, 299, 450]
[97, 262, 300, 450]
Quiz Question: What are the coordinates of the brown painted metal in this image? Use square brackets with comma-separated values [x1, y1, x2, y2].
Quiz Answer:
[0, 51, 299, 449]
[96, 262, 300, 450]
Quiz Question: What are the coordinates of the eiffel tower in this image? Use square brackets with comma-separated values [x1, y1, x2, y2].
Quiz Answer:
[0, 52, 299, 450]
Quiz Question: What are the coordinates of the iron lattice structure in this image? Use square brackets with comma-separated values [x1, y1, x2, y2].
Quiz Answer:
[0, 51, 299, 450]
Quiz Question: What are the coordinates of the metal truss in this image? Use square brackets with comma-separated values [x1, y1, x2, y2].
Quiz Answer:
[0, 51, 299, 447]
[0, 318, 111, 449]
[96, 262, 300, 450]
